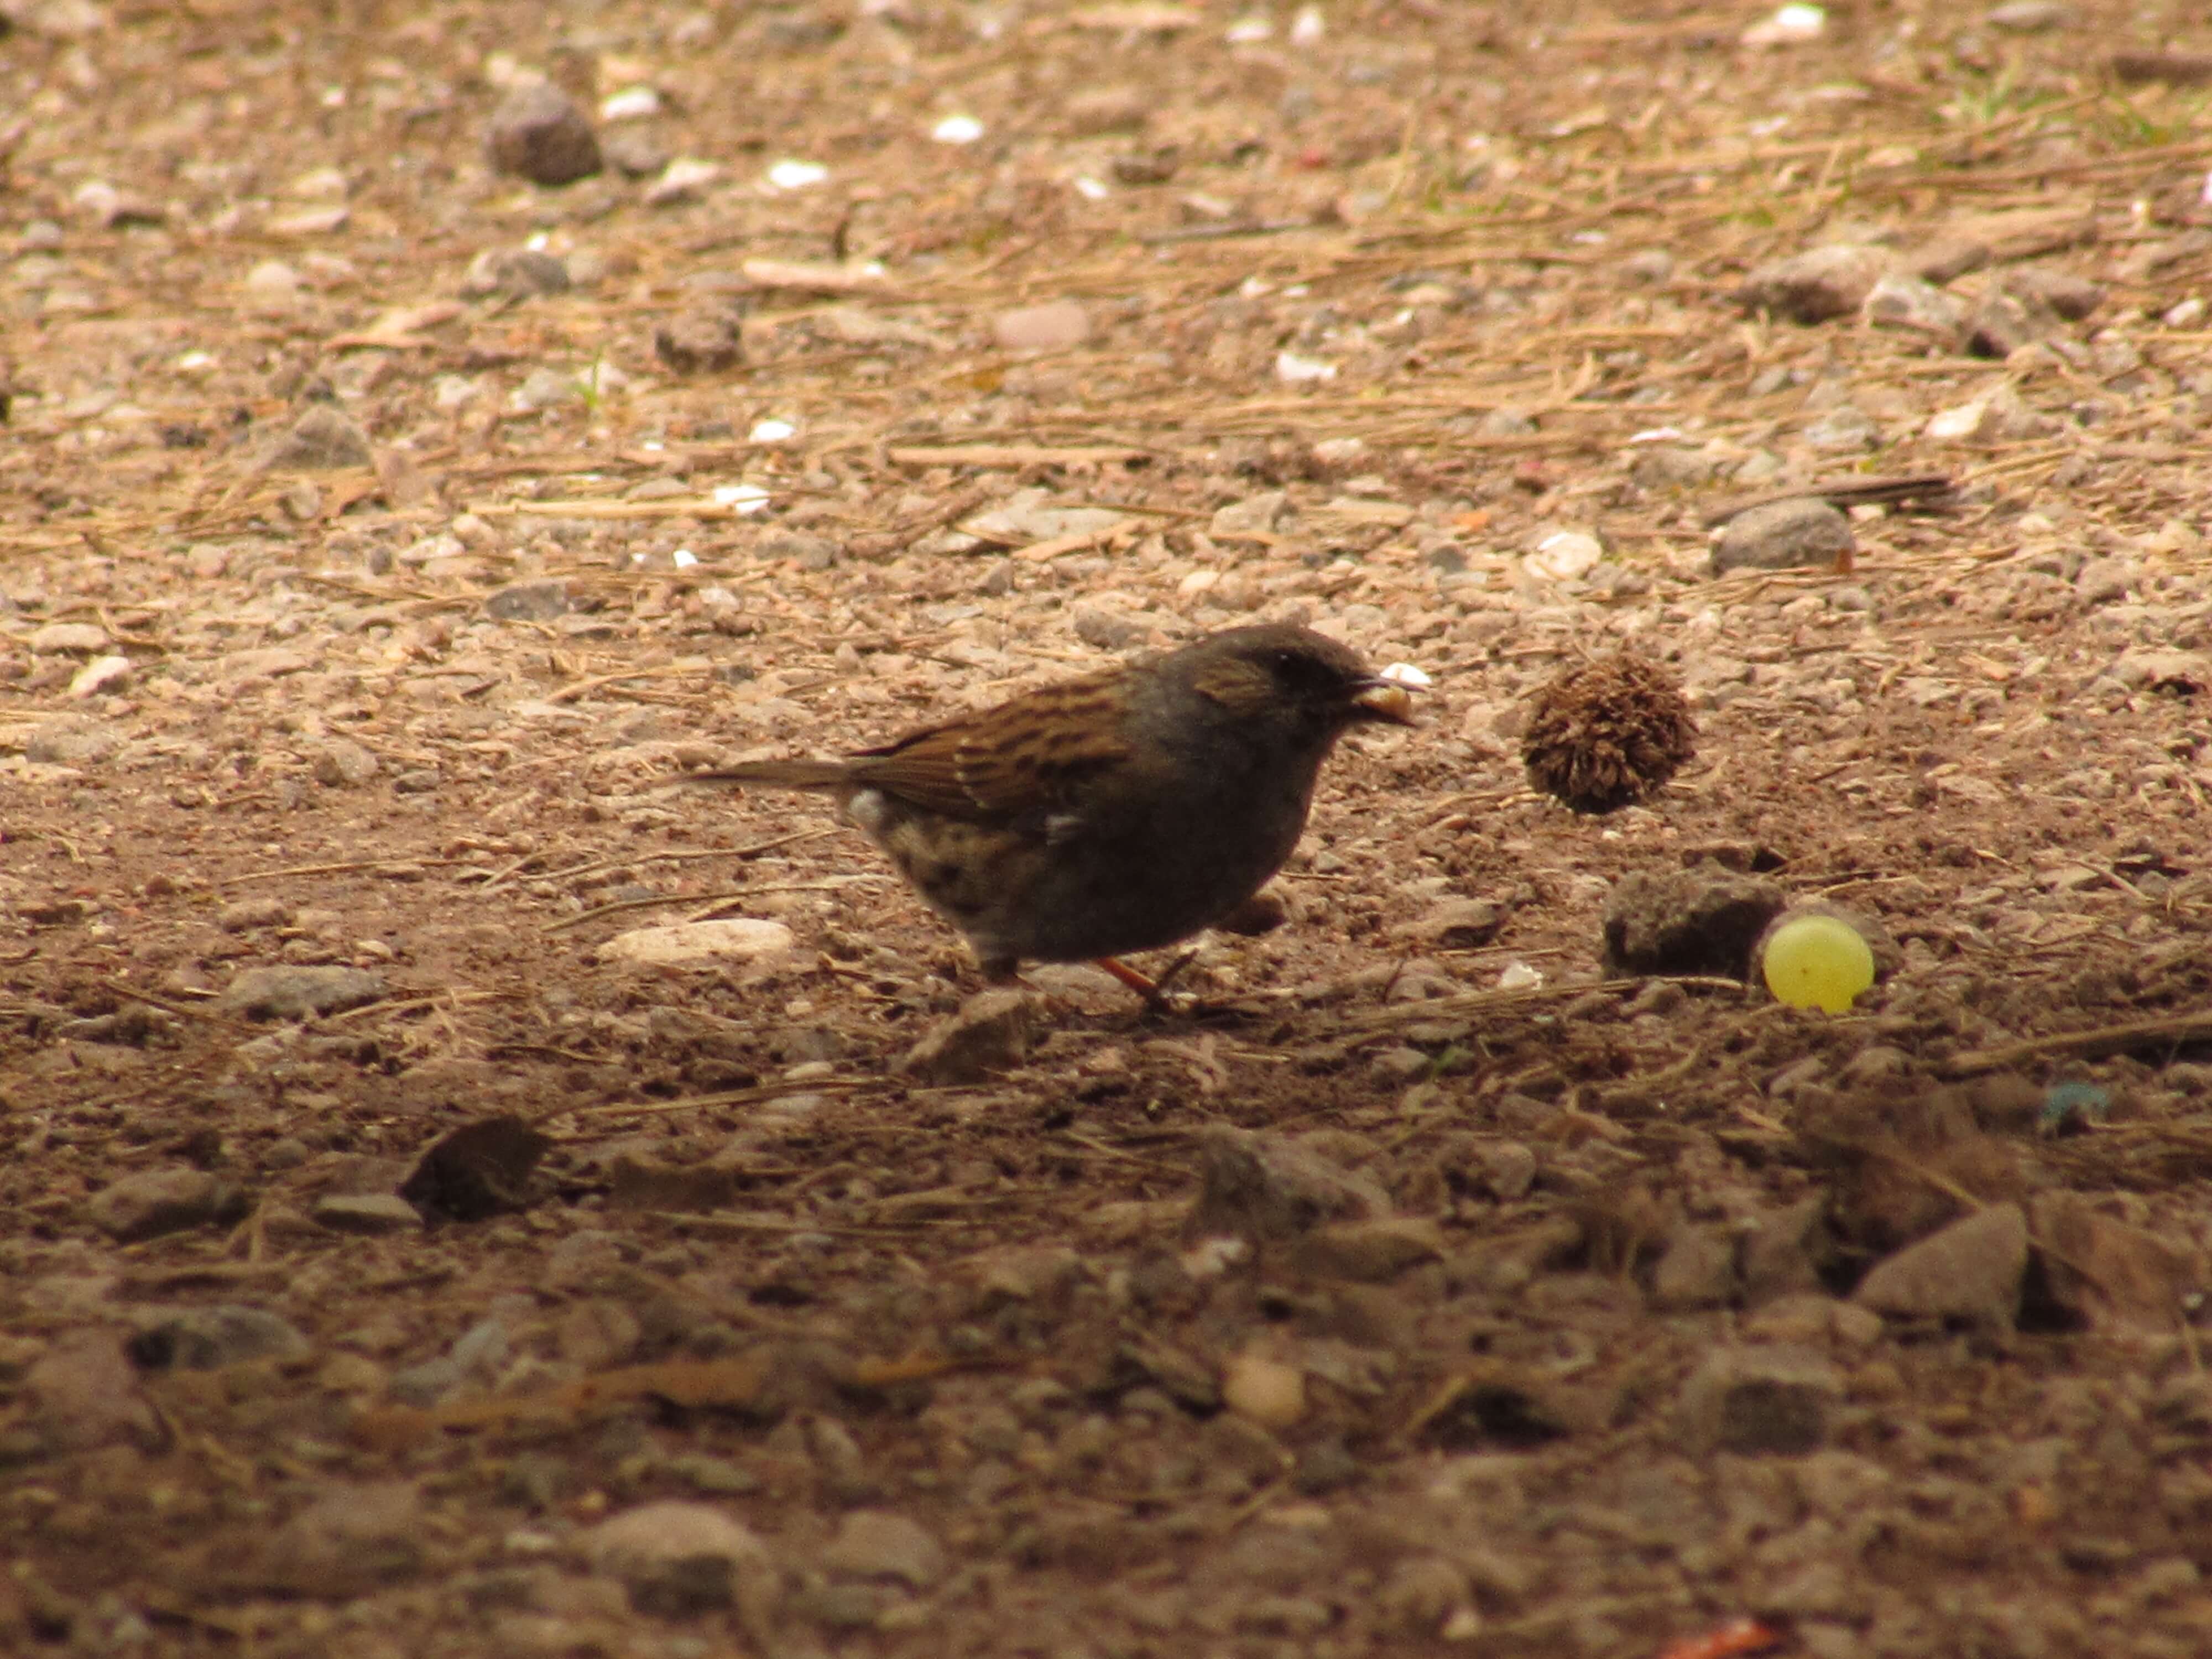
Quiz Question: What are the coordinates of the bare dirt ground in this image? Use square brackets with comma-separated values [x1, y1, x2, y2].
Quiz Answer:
[8, 0, 2212, 1654]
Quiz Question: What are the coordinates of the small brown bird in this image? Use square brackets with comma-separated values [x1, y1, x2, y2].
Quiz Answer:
[690, 624, 1415, 989]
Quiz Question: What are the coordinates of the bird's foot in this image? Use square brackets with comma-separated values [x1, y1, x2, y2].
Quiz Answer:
[1093, 953, 1199, 1015]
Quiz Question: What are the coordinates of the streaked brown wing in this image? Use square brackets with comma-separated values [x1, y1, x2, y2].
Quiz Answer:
[846, 672, 1134, 825]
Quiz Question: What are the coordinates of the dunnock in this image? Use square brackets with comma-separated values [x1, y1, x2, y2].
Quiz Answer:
[688, 623, 1415, 987]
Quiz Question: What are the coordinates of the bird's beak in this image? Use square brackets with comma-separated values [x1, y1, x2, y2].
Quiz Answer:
[1348, 678, 1419, 726]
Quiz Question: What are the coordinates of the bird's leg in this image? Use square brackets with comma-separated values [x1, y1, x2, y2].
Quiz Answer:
[1091, 956, 1159, 995]
[1094, 952, 1199, 1011]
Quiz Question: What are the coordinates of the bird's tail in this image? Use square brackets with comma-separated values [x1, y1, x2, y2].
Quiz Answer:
[685, 759, 852, 792]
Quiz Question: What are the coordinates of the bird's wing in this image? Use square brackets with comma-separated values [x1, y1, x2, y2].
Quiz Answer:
[848, 672, 1135, 828]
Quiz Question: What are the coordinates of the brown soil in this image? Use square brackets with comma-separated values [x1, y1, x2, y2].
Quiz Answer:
[6, 2, 2212, 1655]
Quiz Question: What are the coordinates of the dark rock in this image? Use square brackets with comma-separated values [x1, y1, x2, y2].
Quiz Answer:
[1189, 1126, 1391, 1243]
[654, 310, 744, 374]
[1289, 1217, 1444, 1282]
[1651, 1222, 1739, 1309]
[254, 1482, 426, 1598]
[2002, 266, 2103, 321]
[462, 248, 571, 299]
[486, 82, 602, 186]
[2029, 1193, 2205, 1332]
[85, 1168, 242, 1241]
[1601, 865, 1787, 978]
[1676, 1345, 1840, 1455]
[1854, 1202, 2028, 1326]
[312, 1194, 424, 1235]
[1964, 290, 2054, 358]
[26, 1331, 164, 1455]
[484, 579, 572, 622]
[898, 989, 1036, 1084]
[1739, 244, 1892, 324]
[603, 128, 672, 178]
[1711, 498, 1855, 576]
[820, 1510, 947, 1590]
[258, 405, 372, 472]
[220, 965, 385, 1019]
[127, 1305, 311, 1371]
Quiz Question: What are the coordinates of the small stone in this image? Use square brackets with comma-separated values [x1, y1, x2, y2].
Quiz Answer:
[645, 155, 723, 207]
[1220, 1352, 1307, 1430]
[86, 1168, 239, 1241]
[603, 128, 672, 178]
[1110, 146, 1181, 186]
[1063, 85, 1151, 135]
[484, 579, 572, 622]
[1862, 272, 1965, 343]
[256, 1482, 425, 1598]
[1292, 1435, 1363, 1495]
[23, 716, 118, 766]
[584, 1501, 765, 1615]
[1391, 898, 1503, 948]
[1475, 1140, 1537, 1200]
[29, 621, 109, 654]
[1290, 1217, 1444, 1281]
[312, 1194, 424, 1235]
[1800, 405, 1880, 452]
[898, 988, 1036, 1084]
[2108, 649, 2208, 693]
[243, 259, 302, 310]
[992, 299, 1092, 352]
[2075, 557, 2138, 604]
[259, 404, 373, 471]
[1523, 529, 1604, 583]
[1904, 232, 1994, 285]
[486, 82, 603, 185]
[1188, 1126, 1391, 1243]
[1854, 1202, 2028, 1327]
[127, 1305, 311, 1371]
[1964, 291, 2051, 358]
[1651, 1223, 1739, 1310]
[2004, 266, 2103, 321]
[310, 738, 379, 787]
[61, 655, 128, 699]
[221, 965, 386, 1019]
[2028, 1193, 2205, 1332]
[1739, 244, 1893, 324]
[1675, 1345, 1841, 1456]
[653, 310, 744, 374]
[1986, 1, 2073, 31]
[1741, 1198, 1839, 1303]
[966, 1244, 1086, 1305]
[1070, 601, 1145, 650]
[1379, 1556, 1470, 1635]
[1711, 498, 1855, 576]
[218, 897, 290, 931]
[1209, 491, 1291, 537]
[1924, 384, 2051, 444]
[511, 366, 584, 411]
[26, 1331, 163, 1455]
[1630, 445, 1724, 489]
[820, 1510, 947, 1590]
[461, 248, 571, 299]
[598, 920, 795, 967]
[1601, 866, 1787, 978]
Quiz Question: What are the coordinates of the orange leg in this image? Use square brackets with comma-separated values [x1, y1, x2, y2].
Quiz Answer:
[1091, 957, 1159, 995]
